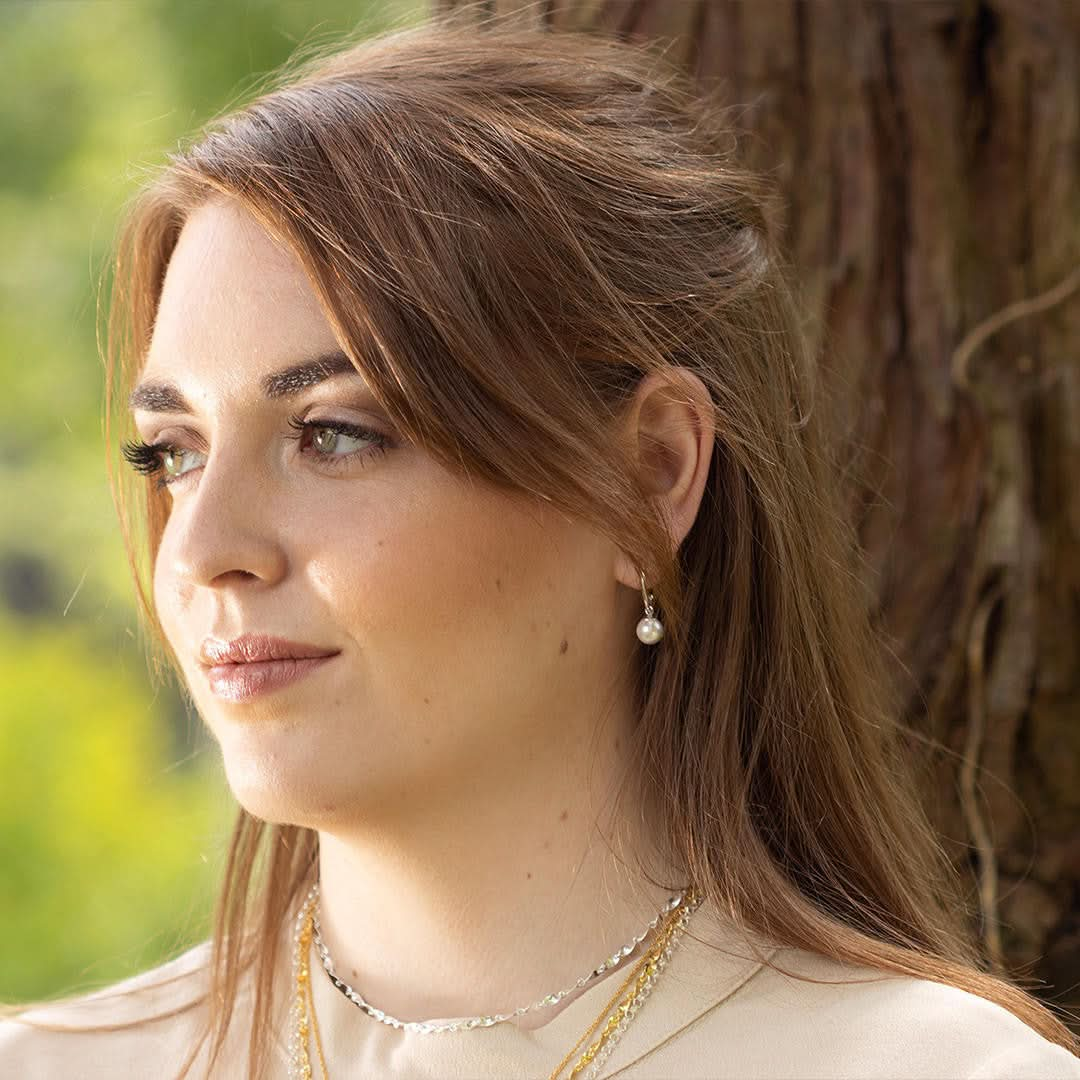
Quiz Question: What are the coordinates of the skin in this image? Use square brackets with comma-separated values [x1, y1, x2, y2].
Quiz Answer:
[133, 195, 716, 1034]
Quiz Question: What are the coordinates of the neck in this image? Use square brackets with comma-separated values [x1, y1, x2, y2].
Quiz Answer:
[309, 710, 684, 1031]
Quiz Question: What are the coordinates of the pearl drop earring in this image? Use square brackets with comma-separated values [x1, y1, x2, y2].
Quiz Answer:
[636, 568, 665, 645]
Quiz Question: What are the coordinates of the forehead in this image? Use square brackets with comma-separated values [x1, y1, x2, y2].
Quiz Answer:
[143, 198, 338, 385]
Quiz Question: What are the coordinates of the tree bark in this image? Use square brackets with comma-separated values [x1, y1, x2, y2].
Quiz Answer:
[437, 0, 1080, 1028]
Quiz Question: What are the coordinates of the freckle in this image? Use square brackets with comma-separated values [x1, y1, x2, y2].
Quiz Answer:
[495, 577, 502, 590]
[424, 736, 432, 745]
[559, 809, 568, 822]
[543, 839, 551, 850]
[559, 638, 568, 654]
[351, 969, 359, 978]
[614, 737, 620, 750]
[526, 872, 532, 880]
[423, 697, 430, 705]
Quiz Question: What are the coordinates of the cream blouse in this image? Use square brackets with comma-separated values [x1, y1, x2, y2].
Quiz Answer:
[3, 903, 1080, 1078]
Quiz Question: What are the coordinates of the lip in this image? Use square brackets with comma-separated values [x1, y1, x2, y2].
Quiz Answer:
[199, 633, 340, 702]
[203, 655, 337, 702]
[200, 633, 340, 666]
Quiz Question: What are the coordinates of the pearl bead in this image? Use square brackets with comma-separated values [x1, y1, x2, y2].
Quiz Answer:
[636, 616, 664, 644]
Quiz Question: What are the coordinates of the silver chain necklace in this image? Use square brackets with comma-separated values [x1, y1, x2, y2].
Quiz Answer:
[304, 879, 691, 1035]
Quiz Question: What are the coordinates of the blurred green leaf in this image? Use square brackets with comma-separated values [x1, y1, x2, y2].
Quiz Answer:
[0, 0, 427, 1001]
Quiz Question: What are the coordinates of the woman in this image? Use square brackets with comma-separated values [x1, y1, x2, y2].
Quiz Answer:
[2, 11, 1078, 1080]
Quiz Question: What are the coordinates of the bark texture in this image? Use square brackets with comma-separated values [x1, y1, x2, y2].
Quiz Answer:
[437, 0, 1080, 1028]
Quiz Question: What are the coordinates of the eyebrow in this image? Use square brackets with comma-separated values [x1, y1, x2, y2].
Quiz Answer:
[127, 350, 363, 413]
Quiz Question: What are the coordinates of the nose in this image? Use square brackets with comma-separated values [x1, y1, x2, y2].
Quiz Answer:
[160, 445, 288, 590]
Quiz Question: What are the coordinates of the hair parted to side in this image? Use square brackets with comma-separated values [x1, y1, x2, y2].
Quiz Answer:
[4, 5, 1077, 1077]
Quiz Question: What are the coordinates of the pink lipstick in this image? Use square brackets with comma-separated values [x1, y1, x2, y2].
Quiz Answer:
[200, 633, 339, 702]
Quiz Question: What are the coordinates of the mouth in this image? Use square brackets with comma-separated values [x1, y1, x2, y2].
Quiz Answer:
[203, 654, 339, 703]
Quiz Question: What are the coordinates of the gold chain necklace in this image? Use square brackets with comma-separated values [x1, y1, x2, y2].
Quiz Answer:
[547, 887, 701, 1080]
[288, 906, 330, 1080]
[288, 886, 702, 1080]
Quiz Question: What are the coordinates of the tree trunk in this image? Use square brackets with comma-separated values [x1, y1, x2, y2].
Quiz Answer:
[437, 0, 1080, 1028]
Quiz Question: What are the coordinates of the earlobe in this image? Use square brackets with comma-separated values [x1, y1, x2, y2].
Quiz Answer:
[614, 547, 643, 592]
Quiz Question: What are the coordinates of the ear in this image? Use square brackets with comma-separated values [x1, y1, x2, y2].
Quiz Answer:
[613, 368, 716, 591]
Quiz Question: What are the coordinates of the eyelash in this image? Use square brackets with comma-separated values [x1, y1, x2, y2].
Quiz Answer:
[120, 415, 390, 491]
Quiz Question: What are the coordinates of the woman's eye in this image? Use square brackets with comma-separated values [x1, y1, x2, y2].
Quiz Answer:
[161, 446, 204, 481]
[120, 439, 205, 489]
[285, 415, 391, 467]
[120, 417, 390, 491]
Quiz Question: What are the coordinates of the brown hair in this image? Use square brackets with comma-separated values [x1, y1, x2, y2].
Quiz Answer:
[4, 6, 1078, 1077]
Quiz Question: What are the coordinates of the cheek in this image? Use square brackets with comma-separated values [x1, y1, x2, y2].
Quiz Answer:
[313, 504, 502, 639]
[151, 537, 180, 633]
[311, 488, 560, 683]
[151, 528, 199, 659]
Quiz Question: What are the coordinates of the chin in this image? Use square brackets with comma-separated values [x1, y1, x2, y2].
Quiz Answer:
[211, 727, 322, 822]
[219, 748, 384, 830]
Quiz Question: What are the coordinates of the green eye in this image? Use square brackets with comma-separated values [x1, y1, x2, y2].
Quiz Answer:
[161, 447, 189, 478]
[120, 438, 203, 490]
[158, 446, 205, 481]
[311, 428, 345, 454]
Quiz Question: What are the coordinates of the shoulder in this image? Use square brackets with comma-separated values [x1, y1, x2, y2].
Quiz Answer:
[0, 939, 214, 1080]
[755, 948, 1080, 1077]
[624, 944, 1080, 1079]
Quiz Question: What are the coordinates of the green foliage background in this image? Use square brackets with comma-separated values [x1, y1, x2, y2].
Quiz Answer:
[0, 0, 426, 1004]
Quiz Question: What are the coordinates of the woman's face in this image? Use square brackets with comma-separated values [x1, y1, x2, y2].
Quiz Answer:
[134, 198, 637, 827]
